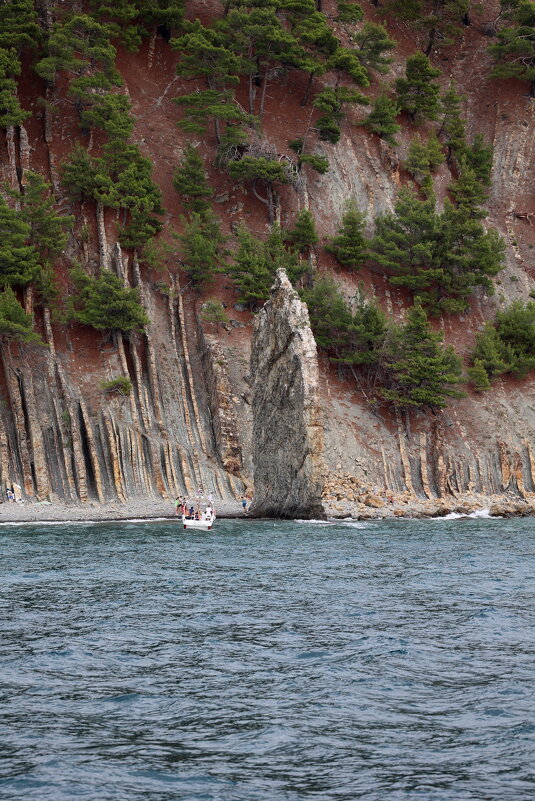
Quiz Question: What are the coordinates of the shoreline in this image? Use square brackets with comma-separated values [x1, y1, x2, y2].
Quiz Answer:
[1, 492, 535, 525]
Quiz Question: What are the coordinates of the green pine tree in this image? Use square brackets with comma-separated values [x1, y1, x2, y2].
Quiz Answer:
[325, 200, 367, 270]
[287, 209, 318, 253]
[465, 133, 493, 186]
[489, 0, 535, 97]
[228, 156, 290, 223]
[0, 286, 42, 345]
[361, 92, 401, 145]
[15, 172, 74, 263]
[69, 268, 149, 333]
[380, 302, 463, 409]
[467, 358, 491, 391]
[0, 48, 29, 128]
[229, 223, 275, 309]
[200, 298, 229, 331]
[439, 82, 466, 162]
[0, 195, 41, 288]
[352, 22, 395, 74]
[337, 1, 364, 25]
[313, 85, 367, 144]
[302, 274, 354, 356]
[179, 211, 226, 285]
[395, 52, 441, 121]
[173, 144, 213, 213]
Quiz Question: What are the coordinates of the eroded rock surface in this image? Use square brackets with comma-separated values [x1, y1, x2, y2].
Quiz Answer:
[250, 270, 324, 519]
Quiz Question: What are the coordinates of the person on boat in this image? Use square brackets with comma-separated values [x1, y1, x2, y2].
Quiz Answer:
[188, 505, 194, 518]
[174, 497, 181, 516]
[241, 495, 247, 512]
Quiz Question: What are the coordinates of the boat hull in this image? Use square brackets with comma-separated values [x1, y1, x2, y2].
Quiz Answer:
[182, 515, 215, 531]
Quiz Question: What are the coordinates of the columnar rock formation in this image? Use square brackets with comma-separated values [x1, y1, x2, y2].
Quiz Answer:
[250, 270, 325, 519]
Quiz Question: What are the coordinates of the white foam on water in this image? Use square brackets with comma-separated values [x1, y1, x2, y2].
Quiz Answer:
[0, 516, 172, 528]
[431, 508, 500, 521]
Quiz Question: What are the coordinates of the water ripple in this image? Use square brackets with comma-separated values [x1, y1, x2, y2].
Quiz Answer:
[0, 518, 534, 800]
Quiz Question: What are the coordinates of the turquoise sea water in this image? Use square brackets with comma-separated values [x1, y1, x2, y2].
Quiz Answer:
[0, 516, 534, 800]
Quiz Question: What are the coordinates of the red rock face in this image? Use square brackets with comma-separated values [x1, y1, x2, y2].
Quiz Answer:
[1, 3, 534, 505]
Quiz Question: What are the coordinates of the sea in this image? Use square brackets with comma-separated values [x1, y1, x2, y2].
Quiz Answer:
[1, 515, 534, 800]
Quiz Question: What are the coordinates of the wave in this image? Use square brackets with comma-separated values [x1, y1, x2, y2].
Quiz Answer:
[0, 516, 172, 528]
[431, 508, 499, 521]
[294, 518, 369, 529]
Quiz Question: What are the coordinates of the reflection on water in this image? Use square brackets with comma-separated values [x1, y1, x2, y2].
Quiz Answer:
[1, 517, 534, 800]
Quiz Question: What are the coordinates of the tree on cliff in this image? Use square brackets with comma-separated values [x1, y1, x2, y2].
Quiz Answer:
[489, 0, 535, 97]
[471, 301, 535, 380]
[371, 188, 505, 314]
[439, 83, 466, 162]
[229, 223, 274, 309]
[15, 172, 74, 264]
[325, 200, 368, 270]
[228, 156, 291, 223]
[0, 47, 30, 128]
[0, 287, 42, 345]
[404, 133, 444, 196]
[351, 22, 396, 74]
[381, 0, 470, 55]
[34, 15, 121, 117]
[287, 209, 318, 253]
[361, 92, 401, 145]
[173, 144, 213, 213]
[379, 303, 463, 409]
[0, 196, 41, 288]
[179, 211, 227, 286]
[313, 86, 367, 144]
[68, 269, 149, 334]
[0, 0, 40, 53]
[395, 52, 441, 121]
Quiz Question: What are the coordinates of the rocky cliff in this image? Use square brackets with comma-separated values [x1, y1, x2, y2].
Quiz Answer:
[250, 270, 324, 519]
[0, 1, 534, 513]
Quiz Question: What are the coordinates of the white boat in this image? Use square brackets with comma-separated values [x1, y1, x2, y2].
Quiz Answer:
[182, 508, 216, 531]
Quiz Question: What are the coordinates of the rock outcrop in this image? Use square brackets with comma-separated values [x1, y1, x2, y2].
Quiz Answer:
[250, 270, 324, 519]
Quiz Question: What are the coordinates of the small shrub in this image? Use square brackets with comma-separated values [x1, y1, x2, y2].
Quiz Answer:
[99, 376, 133, 396]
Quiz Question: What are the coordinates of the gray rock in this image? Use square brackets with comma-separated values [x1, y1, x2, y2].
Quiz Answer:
[249, 269, 325, 519]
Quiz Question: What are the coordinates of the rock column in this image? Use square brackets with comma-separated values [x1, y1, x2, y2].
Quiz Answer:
[250, 269, 324, 519]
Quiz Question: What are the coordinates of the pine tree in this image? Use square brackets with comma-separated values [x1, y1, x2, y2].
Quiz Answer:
[380, 302, 463, 409]
[448, 164, 489, 217]
[325, 200, 367, 270]
[287, 209, 318, 253]
[470, 323, 510, 378]
[264, 223, 304, 285]
[173, 144, 213, 213]
[495, 299, 535, 377]
[179, 211, 226, 285]
[79, 93, 134, 140]
[465, 134, 493, 186]
[313, 86, 367, 144]
[69, 268, 149, 333]
[35, 15, 121, 116]
[0, 286, 42, 345]
[0, 195, 41, 288]
[439, 83, 466, 161]
[371, 188, 505, 314]
[489, 0, 535, 97]
[405, 133, 444, 196]
[395, 52, 441, 121]
[60, 144, 100, 203]
[337, 1, 364, 25]
[220, 5, 300, 117]
[0, 0, 40, 53]
[302, 275, 353, 356]
[468, 359, 491, 391]
[15, 172, 74, 263]
[382, 0, 470, 55]
[172, 20, 241, 90]
[229, 223, 275, 309]
[228, 156, 290, 223]
[200, 299, 229, 331]
[361, 93, 401, 145]
[0, 47, 29, 128]
[352, 22, 395, 74]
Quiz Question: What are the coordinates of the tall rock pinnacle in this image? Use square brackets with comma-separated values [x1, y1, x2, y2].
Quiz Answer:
[250, 270, 325, 519]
